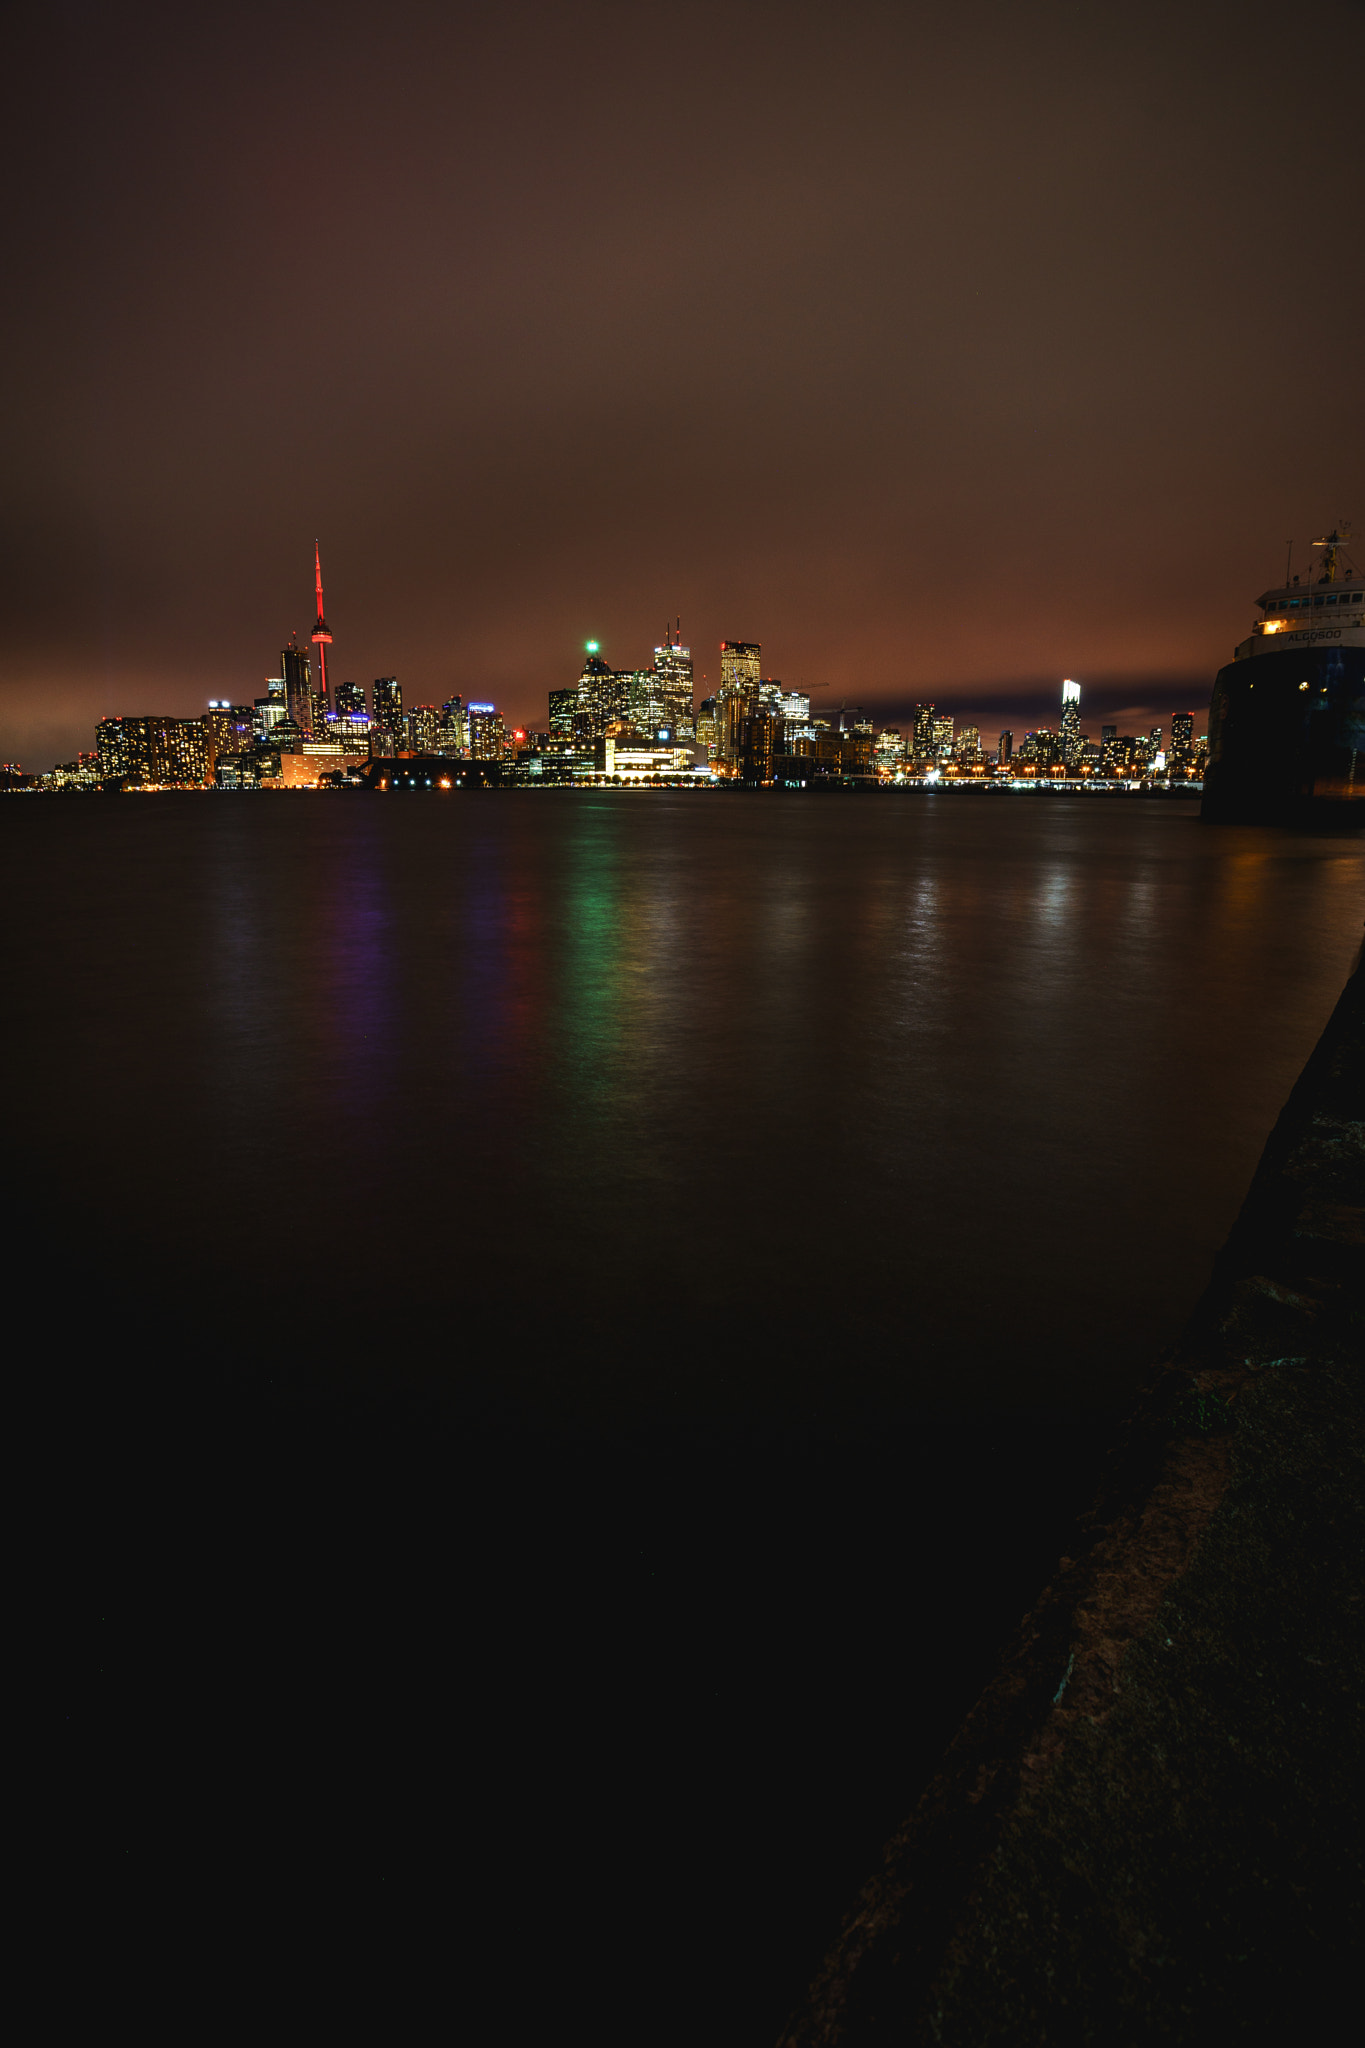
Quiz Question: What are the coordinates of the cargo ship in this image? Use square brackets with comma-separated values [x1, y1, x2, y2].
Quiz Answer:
[1202, 526, 1364, 823]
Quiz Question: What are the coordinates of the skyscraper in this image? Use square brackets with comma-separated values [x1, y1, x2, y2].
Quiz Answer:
[373, 678, 403, 740]
[1170, 712, 1194, 773]
[720, 642, 761, 700]
[1060, 678, 1083, 767]
[653, 623, 694, 738]
[717, 641, 761, 761]
[998, 730, 1014, 764]
[576, 649, 630, 737]
[335, 680, 366, 715]
[281, 635, 314, 736]
[913, 704, 937, 759]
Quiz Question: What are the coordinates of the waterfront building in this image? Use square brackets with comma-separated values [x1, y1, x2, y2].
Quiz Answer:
[1169, 713, 1194, 774]
[1060, 679, 1083, 766]
[780, 689, 811, 727]
[335, 680, 366, 715]
[95, 715, 210, 786]
[372, 678, 403, 740]
[597, 734, 694, 779]
[954, 725, 983, 763]
[912, 703, 937, 758]
[931, 714, 955, 758]
[875, 727, 904, 767]
[47, 754, 102, 790]
[696, 696, 719, 755]
[998, 730, 1013, 764]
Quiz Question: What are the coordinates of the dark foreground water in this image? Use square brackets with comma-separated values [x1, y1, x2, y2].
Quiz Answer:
[10, 793, 1361, 2037]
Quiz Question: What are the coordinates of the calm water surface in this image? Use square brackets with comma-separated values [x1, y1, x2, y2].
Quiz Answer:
[12, 793, 1360, 2040]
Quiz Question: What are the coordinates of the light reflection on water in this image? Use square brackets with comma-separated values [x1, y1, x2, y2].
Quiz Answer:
[4, 793, 1360, 1422]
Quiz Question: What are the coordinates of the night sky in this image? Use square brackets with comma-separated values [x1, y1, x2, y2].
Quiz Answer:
[2, 0, 1361, 768]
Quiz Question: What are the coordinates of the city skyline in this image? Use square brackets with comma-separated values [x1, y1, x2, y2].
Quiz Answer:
[3, 537, 1216, 775]
[1, 2, 1357, 770]
[11, 556, 1212, 789]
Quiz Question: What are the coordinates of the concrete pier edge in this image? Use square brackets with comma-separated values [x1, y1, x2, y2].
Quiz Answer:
[778, 945, 1364, 2044]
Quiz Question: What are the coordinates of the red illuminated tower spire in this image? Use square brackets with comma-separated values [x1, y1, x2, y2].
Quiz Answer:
[310, 540, 333, 710]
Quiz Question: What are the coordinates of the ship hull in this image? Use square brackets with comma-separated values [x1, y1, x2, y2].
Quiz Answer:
[1201, 643, 1364, 824]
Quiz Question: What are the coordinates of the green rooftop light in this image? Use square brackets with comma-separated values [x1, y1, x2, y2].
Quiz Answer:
[585, 639, 599, 653]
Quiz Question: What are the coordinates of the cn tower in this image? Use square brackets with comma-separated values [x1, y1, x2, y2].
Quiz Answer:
[310, 540, 333, 712]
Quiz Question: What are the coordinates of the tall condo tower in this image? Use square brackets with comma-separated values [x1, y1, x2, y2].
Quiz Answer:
[1060, 678, 1083, 766]
[311, 542, 334, 715]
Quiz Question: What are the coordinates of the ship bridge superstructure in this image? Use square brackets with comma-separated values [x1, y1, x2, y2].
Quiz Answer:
[1238, 526, 1363, 660]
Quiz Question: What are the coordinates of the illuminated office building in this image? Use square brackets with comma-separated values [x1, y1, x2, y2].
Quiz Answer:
[953, 725, 983, 762]
[780, 690, 811, 727]
[912, 703, 937, 758]
[576, 651, 630, 736]
[931, 714, 955, 757]
[1060, 678, 1083, 766]
[875, 727, 904, 766]
[335, 680, 366, 715]
[720, 642, 761, 702]
[626, 667, 666, 734]
[998, 730, 1013, 764]
[548, 689, 578, 739]
[1170, 712, 1194, 773]
[717, 641, 761, 761]
[653, 624, 695, 738]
